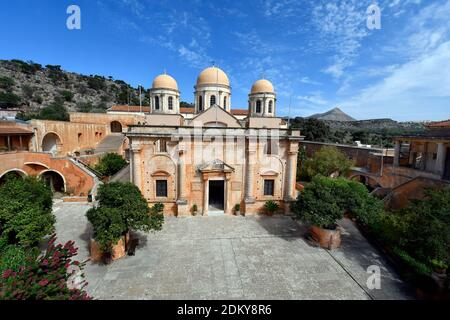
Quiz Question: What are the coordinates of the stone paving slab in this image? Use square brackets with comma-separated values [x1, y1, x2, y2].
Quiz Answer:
[54, 202, 415, 300]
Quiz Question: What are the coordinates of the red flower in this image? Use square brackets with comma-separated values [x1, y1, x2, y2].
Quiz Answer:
[38, 279, 49, 286]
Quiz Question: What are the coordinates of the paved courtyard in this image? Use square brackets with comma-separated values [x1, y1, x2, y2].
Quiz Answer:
[54, 202, 415, 300]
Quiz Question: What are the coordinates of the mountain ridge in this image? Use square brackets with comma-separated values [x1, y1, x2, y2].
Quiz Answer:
[308, 107, 357, 122]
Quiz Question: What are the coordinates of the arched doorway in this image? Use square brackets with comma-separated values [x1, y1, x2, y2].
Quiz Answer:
[39, 170, 65, 193]
[0, 169, 27, 185]
[42, 133, 61, 154]
[111, 121, 123, 133]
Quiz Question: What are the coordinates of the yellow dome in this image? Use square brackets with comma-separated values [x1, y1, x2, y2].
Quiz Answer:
[152, 74, 178, 90]
[251, 79, 274, 94]
[196, 66, 230, 87]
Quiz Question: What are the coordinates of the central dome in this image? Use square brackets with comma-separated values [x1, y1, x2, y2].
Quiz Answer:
[251, 79, 274, 94]
[196, 66, 230, 87]
[152, 74, 178, 91]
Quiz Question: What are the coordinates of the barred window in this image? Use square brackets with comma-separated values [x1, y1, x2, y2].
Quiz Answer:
[264, 179, 275, 196]
[155, 96, 160, 110]
[168, 96, 173, 110]
[210, 95, 216, 106]
[156, 180, 167, 197]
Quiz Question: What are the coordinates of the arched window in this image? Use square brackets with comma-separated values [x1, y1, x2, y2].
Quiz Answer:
[210, 95, 216, 107]
[256, 100, 262, 113]
[168, 96, 173, 110]
[154, 96, 160, 110]
[268, 100, 273, 113]
[223, 96, 227, 108]
[198, 96, 203, 111]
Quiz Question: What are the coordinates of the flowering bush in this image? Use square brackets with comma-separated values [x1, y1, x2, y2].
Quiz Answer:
[0, 235, 91, 300]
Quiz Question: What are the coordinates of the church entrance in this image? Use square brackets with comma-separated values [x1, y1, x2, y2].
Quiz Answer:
[208, 180, 224, 213]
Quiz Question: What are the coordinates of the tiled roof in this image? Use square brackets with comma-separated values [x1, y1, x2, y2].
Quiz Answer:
[428, 119, 450, 128]
[108, 105, 151, 112]
[230, 109, 249, 116]
[0, 127, 34, 135]
[180, 107, 195, 114]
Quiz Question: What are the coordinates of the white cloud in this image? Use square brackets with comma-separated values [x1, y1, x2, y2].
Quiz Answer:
[339, 41, 450, 120]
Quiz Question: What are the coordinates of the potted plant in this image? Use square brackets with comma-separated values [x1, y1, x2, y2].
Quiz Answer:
[264, 200, 279, 216]
[234, 204, 240, 215]
[292, 176, 345, 249]
[431, 259, 448, 275]
[86, 182, 164, 263]
[192, 204, 198, 216]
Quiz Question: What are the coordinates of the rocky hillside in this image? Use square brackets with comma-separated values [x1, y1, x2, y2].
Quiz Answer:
[308, 107, 356, 121]
[0, 59, 147, 113]
[325, 118, 426, 132]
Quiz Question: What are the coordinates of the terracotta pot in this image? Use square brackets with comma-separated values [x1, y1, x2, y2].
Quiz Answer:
[266, 211, 274, 216]
[90, 236, 126, 262]
[310, 225, 341, 249]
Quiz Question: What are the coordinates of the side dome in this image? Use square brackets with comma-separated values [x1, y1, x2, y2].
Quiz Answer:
[251, 79, 274, 94]
[196, 66, 230, 87]
[152, 74, 178, 91]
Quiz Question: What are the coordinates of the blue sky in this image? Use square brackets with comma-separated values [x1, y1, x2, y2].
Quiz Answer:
[0, 0, 449, 121]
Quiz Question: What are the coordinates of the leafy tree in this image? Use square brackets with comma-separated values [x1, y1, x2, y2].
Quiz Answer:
[372, 187, 450, 273]
[0, 176, 54, 247]
[293, 176, 345, 229]
[180, 101, 194, 109]
[292, 176, 383, 229]
[46, 65, 68, 84]
[86, 182, 164, 252]
[94, 153, 127, 177]
[0, 92, 21, 108]
[36, 102, 69, 121]
[11, 60, 41, 74]
[87, 76, 106, 91]
[303, 146, 353, 179]
[290, 117, 331, 142]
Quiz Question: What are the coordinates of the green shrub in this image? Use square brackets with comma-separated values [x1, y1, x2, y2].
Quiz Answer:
[0, 76, 15, 90]
[303, 146, 353, 180]
[0, 235, 91, 300]
[264, 200, 279, 214]
[33, 102, 69, 121]
[292, 176, 344, 228]
[0, 176, 54, 247]
[0, 244, 38, 276]
[393, 247, 432, 276]
[94, 153, 127, 177]
[59, 90, 74, 102]
[86, 182, 164, 252]
[0, 92, 21, 108]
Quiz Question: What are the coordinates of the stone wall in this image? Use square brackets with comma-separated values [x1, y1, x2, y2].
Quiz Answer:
[0, 152, 95, 196]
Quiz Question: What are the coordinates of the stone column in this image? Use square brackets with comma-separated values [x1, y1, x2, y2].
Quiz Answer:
[393, 140, 401, 167]
[285, 141, 298, 201]
[203, 175, 209, 215]
[245, 135, 256, 203]
[130, 143, 142, 189]
[436, 143, 446, 177]
[178, 149, 186, 200]
[225, 173, 231, 214]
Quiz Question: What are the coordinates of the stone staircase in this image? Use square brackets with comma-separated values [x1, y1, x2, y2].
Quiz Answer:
[95, 133, 125, 154]
[110, 164, 130, 183]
